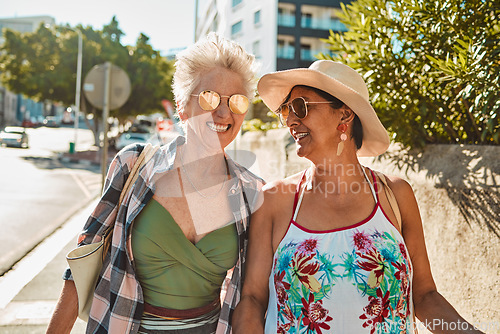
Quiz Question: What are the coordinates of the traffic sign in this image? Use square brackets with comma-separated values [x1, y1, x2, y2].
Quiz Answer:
[83, 63, 131, 110]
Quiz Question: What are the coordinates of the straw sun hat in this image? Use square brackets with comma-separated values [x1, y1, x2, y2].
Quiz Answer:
[257, 60, 390, 157]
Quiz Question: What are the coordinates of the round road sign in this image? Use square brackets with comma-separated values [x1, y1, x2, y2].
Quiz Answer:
[83, 63, 131, 110]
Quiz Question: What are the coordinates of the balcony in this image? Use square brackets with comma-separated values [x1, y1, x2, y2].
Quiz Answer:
[278, 14, 296, 27]
[301, 17, 347, 31]
[277, 46, 295, 59]
[301, 48, 326, 61]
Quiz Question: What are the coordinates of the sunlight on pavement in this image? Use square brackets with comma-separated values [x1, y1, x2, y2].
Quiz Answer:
[0, 199, 98, 309]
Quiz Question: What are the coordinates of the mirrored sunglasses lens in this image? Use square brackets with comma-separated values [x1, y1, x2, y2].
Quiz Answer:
[229, 95, 249, 114]
[277, 104, 290, 125]
[291, 98, 307, 118]
[198, 91, 220, 111]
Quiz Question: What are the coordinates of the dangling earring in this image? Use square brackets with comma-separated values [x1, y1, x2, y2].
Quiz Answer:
[336, 124, 348, 156]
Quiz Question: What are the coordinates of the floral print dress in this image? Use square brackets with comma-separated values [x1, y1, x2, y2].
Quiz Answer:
[265, 169, 415, 334]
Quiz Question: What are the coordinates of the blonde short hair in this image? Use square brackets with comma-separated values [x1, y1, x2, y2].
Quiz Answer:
[172, 32, 258, 111]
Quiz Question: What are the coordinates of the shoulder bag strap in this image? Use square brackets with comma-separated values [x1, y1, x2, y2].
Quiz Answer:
[102, 143, 160, 257]
[374, 171, 402, 232]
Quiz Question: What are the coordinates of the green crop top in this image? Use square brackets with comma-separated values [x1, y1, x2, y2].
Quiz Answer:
[131, 199, 238, 310]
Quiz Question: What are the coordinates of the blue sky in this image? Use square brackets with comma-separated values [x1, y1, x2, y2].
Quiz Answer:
[1, 0, 197, 54]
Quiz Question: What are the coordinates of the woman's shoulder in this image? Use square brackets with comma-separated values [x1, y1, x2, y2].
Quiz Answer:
[262, 170, 304, 196]
[372, 170, 416, 208]
[378, 173, 413, 196]
[115, 142, 156, 163]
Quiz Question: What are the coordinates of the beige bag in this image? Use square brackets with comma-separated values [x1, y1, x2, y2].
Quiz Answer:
[67, 144, 159, 321]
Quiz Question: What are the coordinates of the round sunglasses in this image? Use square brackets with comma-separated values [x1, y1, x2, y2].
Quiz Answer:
[276, 97, 339, 126]
[191, 90, 249, 115]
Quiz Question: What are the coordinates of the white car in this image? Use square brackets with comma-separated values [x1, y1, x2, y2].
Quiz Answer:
[0, 127, 29, 148]
[114, 131, 162, 151]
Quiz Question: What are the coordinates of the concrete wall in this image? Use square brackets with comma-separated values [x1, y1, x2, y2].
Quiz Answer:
[236, 128, 499, 332]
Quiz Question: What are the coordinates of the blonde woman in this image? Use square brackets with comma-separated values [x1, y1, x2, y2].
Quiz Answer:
[48, 33, 263, 334]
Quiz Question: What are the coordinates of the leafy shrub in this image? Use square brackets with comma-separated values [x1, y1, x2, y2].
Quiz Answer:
[319, 0, 499, 147]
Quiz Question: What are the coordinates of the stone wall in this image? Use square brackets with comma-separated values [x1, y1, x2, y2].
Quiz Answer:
[233, 128, 499, 332]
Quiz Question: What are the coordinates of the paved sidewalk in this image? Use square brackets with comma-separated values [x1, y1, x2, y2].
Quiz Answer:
[0, 198, 97, 333]
[0, 145, 142, 333]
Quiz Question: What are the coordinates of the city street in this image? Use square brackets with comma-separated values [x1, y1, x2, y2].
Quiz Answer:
[0, 125, 177, 333]
[0, 126, 101, 274]
[0, 126, 101, 333]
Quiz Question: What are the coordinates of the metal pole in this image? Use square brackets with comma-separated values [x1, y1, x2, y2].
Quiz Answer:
[73, 30, 83, 151]
[101, 62, 112, 190]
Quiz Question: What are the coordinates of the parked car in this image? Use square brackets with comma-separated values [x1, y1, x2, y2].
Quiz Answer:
[43, 116, 59, 128]
[21, 118, 35, 128]
[0, 126, 29, 148]
[114, 130, 162, 151]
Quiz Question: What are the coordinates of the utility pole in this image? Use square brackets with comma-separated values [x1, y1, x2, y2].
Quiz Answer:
[71, 29, 83, 153]
[100, 62, 112, 190]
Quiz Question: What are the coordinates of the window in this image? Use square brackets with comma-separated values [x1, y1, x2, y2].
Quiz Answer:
[253, 40, 261, 58]
[302, 13, 312, 28]
[232, 0, 242, 7]
[300, 44, 314, 60]
[277, 39, 295, 59]
[330, 18, 347, 32]
[278, 5, 296, 27]
[231, 21, 243, 37]
[254, 10, 261, 25]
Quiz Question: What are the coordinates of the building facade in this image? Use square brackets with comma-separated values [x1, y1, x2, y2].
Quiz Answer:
[0, 15, 55, 44]
[195, 0, 348, 75]
[0, 87, 18, 128]
[0, 16, 55, 127]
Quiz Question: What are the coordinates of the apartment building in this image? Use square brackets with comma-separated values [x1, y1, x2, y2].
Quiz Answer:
[0, 15, 55, 44]
[195, 0, 348, 75]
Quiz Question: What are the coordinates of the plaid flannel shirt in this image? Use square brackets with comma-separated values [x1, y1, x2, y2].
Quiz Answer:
[63, 136, 264, 334]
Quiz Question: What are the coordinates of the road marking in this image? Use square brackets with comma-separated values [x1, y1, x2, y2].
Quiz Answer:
[69, 171, 92, 198]
[0, 300, 57, 324]
[0, 300, 88, 329]
[0, 199, 98, 309]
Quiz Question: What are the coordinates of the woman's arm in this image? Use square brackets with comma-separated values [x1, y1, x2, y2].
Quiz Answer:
[233, 185, 277, 333]
[46, 147, 136, 333]
[46, 280, 78, 334]
[390, 177, 483, 334]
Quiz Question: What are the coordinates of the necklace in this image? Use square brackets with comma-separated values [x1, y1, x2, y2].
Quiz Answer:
[179, 148, 227, 199]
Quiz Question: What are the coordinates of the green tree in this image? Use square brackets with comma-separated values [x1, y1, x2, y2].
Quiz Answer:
[119, 33, 174, 123]
[0, 17, 174, 145]
[319, 0, 500, 147]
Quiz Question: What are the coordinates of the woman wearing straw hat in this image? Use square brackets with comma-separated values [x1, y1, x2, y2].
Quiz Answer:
[233, 60, 482, 333]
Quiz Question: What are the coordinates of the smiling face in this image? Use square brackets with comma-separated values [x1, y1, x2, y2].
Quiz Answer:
[182, 67, 248, 151]
[285, 86, 342, 160]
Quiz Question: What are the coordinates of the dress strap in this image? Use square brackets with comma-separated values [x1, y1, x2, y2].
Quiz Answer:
[291, 170, 308, 221]
[361, 166, 378, 204]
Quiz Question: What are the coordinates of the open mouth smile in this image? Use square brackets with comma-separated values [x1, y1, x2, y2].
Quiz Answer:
[207, 122, 231, 132]
[294, 132, 309, 140]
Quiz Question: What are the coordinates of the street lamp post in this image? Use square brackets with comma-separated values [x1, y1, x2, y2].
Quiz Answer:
[73, 29, 83, 152]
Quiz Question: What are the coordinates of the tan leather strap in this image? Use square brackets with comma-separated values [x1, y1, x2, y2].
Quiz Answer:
[374, 171, 402, 232]
[118, 143, 159, 204]
[102, 143, 160, 259]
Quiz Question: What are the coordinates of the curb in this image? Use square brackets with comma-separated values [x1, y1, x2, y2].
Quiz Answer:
[0, 194, 99, 276]
[57, 152, 101, 166]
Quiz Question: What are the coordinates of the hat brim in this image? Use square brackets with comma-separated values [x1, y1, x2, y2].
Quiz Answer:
[257, 68, 390, 157]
